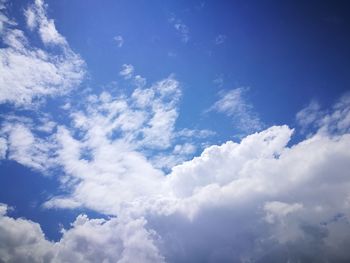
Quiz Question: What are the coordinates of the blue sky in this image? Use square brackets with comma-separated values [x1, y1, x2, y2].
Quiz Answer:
[1, 0, 350, 262]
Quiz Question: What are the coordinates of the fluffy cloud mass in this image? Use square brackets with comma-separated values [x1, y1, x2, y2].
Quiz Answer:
[1, 0, 350, 262]
[0, 203, 164, 263]
[2, 93, 350, 262]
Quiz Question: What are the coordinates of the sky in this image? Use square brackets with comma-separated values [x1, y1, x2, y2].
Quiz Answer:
[0, 0, 350, 262]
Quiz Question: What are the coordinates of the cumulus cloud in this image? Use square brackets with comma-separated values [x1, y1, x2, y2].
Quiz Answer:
[2, 1, 350, 262]
[0, 0, 85, 106]
[2, 93, 350, 262]
[208, 87, 263, 133]
[24, 0, 66, 46]
[39, 75, 196, 214]
[0, 203, 164, 263]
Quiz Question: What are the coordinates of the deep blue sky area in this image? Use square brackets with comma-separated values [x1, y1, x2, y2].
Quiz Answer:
[1, 0, 350, 259]
[39, 0, 350, 133]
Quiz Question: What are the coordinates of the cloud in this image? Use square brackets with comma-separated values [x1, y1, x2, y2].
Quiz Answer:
[169, 16, 190, 43]
[2, 1, 350, 261]
[39, 75, 190, 214]
[213, 74, 224, 87]
[297, 93, 350, 136]
[2, 92, 350, 262]
[0, 137, 7, 159]
[24, 0, 66, 46]
[0, 203, 165, 262]
[208, 87, 263, 133]
[119, 64, 134, 79]
[214, 34, 226, 45]
[114, 35, 124, 47]
[0, 121, 54, 171]
[0, 0, 85, 106]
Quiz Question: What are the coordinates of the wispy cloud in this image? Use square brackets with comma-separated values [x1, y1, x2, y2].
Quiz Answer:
[113, 35, 124, 47]
[213, 74, 224, 87]
[208, 87, 263, 133]
[296, 93, 350, 135]
[119, 64, 134, 79]
[2, 1, 350, 262]
[214, 34, 226, 45]
[169, 16, 190, 43]
[0, 0, 85, 107]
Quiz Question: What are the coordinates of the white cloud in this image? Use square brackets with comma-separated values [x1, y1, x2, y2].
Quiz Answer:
[208, 87, 263, 132]
[2, 92, 350, 261]
[0, 0, 85, 106]
[114, 35, 124, 47]
[119, 64, 134, 79]
[0, 204, 165, 262]
[38, 94, 350, 260]
[0, 122, 54, 170]
[264, 201, 303, 224]
[297, 93, 350, 136]
[0, 137, 7, 159]
[37, 75, 185, 214]
[2, 1, 350, 261]
[176, 128, 215, 139]
[24, 0, 66, 46]
[134, 75, 146, 88]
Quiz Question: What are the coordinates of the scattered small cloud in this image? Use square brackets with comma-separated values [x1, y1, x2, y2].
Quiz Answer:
[296, 93, 350, 136]
[169, 16, 190, 43]
[133, 75, 146, 88]
[119, 64, 134, 79]
[213, 74, 224, 87]
[113, 35, 124, 47]
[0, 0, 85, 107]
[214, 34, 226, 45]
[208, 87, 263, 132]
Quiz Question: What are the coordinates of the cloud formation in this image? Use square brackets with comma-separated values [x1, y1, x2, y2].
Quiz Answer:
[119, 64, 134, 79]
[169, 16, 190, 43]
[0, 203, 164, 263]
[2, 95, 350, 261]
[2, 91, 350, 262]
[1, 1, 350, 262]
[214, 34, 226, 45]
[208, 88, 263, 133]
[0, 0, 85, 106]
[114, 35, 124, 48]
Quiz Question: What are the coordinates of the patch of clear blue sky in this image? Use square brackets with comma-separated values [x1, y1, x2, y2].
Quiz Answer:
[2, 0, 350, 240]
